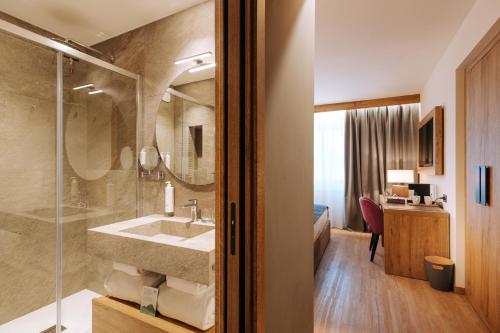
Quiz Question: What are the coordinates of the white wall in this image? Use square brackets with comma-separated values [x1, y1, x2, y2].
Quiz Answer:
[265, 0, 315, 332]
[420, 0, 500, 288]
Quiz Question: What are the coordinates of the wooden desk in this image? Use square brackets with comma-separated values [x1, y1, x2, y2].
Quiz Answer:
[383, 203, 450, 280]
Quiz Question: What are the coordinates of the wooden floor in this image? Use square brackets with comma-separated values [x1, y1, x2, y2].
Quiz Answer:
[314, 229, 489, 333]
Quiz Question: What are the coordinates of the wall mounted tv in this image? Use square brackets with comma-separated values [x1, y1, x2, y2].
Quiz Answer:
[417, 106, 444, 175]
[419, 118, 434, 167]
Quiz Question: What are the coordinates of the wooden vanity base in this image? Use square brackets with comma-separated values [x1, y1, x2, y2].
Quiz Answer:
[92, 296, 214, 333]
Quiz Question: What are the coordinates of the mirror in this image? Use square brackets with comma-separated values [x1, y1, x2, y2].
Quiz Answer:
[65, 93, 112, 180]
[155, 67, 215, 185]
[120, 146, 134, 170]
[139, 146, 159, 172]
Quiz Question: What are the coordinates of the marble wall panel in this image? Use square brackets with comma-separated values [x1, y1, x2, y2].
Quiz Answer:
[94, 0, 216, 218]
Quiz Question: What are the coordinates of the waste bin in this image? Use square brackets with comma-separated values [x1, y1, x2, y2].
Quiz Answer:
[424, 256, 454, 291]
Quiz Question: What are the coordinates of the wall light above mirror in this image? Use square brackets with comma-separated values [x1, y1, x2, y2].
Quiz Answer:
[174, 52, 212, 65]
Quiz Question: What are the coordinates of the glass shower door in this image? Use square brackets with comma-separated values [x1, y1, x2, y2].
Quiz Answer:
[0, 17, 140, 332]
[61, 55, 138, 332]
[0, 29, 58, 331]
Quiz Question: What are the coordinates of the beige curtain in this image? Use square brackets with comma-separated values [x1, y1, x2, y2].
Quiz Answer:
[344, 104, 419, 231]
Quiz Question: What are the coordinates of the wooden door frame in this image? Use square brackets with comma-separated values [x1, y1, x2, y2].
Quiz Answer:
[460, 17, 499, 320]
[215, 0, 265, 332]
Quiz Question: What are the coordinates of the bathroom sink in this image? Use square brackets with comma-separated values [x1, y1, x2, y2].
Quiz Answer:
[121, 218, 213, 240]
[87, 215, 215, 285]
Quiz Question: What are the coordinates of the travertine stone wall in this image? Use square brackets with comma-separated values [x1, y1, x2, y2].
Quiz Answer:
[94, 0, 215, 217]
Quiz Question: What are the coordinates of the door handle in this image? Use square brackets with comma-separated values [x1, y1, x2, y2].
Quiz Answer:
[480, 166, 489, 206]
[230, 202, 236, 255]
[475, 166, 481, 204]
[476, 165, 490, 206]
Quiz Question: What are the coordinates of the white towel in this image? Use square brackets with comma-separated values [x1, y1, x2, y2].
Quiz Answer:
[104, 270, 165, 304]
[157, 282, 215, 330]
[166, 276, 209, 295]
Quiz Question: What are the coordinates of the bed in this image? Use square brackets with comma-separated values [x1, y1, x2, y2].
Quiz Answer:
[314, 204, 330, 273]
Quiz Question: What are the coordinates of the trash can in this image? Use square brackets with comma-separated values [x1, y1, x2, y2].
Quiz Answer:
[425, 256, 454, 291]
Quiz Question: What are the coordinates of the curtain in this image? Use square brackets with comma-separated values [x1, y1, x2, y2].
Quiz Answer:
[314, 111, 346, 228]
[344, 103, 419, 231]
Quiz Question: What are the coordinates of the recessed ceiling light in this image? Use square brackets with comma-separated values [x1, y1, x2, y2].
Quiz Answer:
[175, 52, 212, 65]
[73, 83, 94, 90]
[88, 89, 104, 95]
[189, 63, 216, 73]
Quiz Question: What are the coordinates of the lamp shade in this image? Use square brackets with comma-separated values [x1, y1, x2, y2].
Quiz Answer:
[387, 169, 414, 184]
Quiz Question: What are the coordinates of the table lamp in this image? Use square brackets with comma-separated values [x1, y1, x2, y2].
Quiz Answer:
[387, 169, 415, 197]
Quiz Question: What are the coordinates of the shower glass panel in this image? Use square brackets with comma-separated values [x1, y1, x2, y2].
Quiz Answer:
[0, 29, 58, 327]
[0, 20, 140, 333]
[61, 57, 138, 328]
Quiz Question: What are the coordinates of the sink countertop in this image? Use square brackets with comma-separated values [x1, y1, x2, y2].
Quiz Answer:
[87, 214, 216, 284]
[88, 214, 215, 252]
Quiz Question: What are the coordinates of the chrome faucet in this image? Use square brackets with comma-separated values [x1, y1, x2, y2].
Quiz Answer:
[182, 199, 198, 222]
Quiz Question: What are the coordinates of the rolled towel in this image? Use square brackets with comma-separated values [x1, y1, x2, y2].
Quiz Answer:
[112, 262, 142, 276]
[104, 270, 165, 304]
[166, 276, 209, 295]
[157, 282, 215, 330]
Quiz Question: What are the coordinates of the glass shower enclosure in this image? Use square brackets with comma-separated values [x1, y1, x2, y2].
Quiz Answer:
[0, 19, 140, 333]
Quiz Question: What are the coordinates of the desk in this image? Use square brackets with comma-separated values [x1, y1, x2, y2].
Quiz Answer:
[383, 203, 450, 280]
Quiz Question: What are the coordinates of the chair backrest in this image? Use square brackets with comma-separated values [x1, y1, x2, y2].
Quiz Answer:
[359, 197, 383, 234]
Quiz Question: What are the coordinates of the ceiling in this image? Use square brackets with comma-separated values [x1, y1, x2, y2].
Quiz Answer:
[0, 0, 207, 45]
[315, 0, 475, 105]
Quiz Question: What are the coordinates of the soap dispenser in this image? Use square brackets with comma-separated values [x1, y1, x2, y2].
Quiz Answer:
[165, 181, 174, 216]
[70, 177, 79, 204]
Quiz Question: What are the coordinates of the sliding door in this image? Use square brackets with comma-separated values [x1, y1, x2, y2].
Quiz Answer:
[216, 0, 265, 331]
[465, 34, 500, 332]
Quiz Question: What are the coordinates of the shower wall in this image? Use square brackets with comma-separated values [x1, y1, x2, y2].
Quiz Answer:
[61, 60, 138, 297]
[0, 29, 57, 324]
[94, 0, 215, 217]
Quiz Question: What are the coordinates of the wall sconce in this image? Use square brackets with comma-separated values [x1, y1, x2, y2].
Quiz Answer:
[174, 52, 212, 65]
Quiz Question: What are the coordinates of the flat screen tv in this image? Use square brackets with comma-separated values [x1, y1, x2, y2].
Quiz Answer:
[417, 106, 443, 175]
[419, 117, 433, 167]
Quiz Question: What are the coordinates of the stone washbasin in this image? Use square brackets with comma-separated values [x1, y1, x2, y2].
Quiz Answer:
[87, 214, 215, 285]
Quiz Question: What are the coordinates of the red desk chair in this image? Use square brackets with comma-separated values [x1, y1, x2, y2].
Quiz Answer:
[359, 197, 384, 262]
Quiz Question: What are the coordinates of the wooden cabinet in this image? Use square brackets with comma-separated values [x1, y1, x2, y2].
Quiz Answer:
[383, 204, 450, 280]
[465, 33, 500, 332]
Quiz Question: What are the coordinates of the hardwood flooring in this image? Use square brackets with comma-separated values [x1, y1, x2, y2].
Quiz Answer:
[314, 229, 489, 333]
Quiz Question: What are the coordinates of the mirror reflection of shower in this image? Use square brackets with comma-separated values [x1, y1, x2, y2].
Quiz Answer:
[156, 54, 215, 186]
